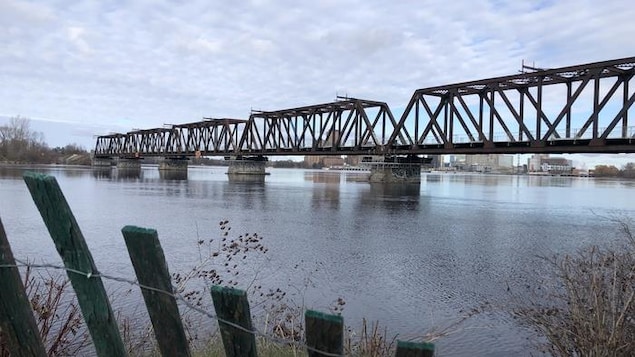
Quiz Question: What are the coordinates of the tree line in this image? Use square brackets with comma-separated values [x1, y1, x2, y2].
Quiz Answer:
[0, 117, 91, 165]
[593, 163, 635, 178]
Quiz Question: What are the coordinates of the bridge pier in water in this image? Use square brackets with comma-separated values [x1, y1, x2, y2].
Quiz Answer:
[158, 157, 188, 171]
[367, 156, 430, 183]
[92, 157, 113, 167]
[116, 158, 141, 170]
[158, 157, 188, 180]
[114, 158, 142, 179]
[226, 156, 269, 176]
[368, 163, 421, 183]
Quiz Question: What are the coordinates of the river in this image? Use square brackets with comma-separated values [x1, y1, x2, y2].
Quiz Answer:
[1, 165, 634, 356]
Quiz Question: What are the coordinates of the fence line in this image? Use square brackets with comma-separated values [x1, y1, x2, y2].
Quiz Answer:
[0, 259, 347, 357]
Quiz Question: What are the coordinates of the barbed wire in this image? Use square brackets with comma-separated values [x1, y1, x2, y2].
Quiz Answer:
[0, 259, 344, 357]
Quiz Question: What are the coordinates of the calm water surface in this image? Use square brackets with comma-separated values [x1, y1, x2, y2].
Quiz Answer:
[1, 165, 634, 356]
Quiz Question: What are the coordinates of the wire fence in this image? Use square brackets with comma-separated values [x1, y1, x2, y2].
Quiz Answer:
[0, 258, 344, 357]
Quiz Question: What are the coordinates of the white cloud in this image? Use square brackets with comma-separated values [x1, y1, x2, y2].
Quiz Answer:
[0, 0, 55, 25]
[0, 0, 633, 165]
[180, 37, 224, 54]
[67, 26, 93, 55]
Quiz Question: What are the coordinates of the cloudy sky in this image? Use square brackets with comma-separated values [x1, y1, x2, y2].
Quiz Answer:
[1, 0, 634, 166]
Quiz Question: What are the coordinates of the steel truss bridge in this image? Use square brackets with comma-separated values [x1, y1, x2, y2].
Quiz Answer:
[94, 57, 635, 159]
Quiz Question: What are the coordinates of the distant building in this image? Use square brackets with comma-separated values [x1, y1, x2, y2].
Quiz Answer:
[528, 154, 548, 172]
[344, 155, 361, 166]
[322, 156, 345, 167]
[448, 154, 467, 170]
[303, 155, 345, 168]
[303, 131, 345, 168]
[465, 154, 514, 173]
[324, 130, 340, 147]
[527, 154, 573, 174]
[428, 155, 443, 169]
[361, 155, 387, 163]
[541, 157, 573, 174]
[304, 155, 322, 168]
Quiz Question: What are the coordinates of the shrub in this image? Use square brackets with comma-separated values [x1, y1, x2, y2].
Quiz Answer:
[0, 266, 90, 356]
[513, 221, 635, 356]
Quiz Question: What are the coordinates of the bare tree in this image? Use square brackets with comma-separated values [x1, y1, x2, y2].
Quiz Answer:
[0, 116, 48, 163]
[622, 163, 635, 179]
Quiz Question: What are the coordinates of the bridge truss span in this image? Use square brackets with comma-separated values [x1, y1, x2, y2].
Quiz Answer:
[387, 56, 635, 154]
[239, 97, 406, 156]
[171, 118, 247, 156]
[94, 119, 248, 158]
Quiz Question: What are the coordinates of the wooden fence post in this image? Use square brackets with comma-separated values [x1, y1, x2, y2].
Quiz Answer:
[210, 285, 257, 357]
[305, 310, 343, 357]
[23, 172, 127, 357]
[0, 217, 47, 357]
[121, 225, 191, 357]
[394, 340, 435, 357]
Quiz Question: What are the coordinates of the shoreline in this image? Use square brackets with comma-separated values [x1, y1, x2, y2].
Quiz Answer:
[2, 162, 634, 181]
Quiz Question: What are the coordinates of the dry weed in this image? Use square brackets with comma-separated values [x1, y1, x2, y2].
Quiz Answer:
[513, 220, 635, 356]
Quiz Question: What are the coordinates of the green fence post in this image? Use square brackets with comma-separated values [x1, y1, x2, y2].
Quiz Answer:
[305, 310, 343, 357]
[0, 217, 47, 357]
[121, 225, 191, 357]
[23, 172, 127, 357]
[394, 340, 435, 357]
[210, 285, 257, 357]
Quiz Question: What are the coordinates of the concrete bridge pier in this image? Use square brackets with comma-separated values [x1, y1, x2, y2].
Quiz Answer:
[368, 163, 422, 183]
[116, 158, 141, 170]
[158, 157, 188, 171]
[158, 157, 188, 180]
[226, 156, 269, 176]
[114, 158, 142, 179]
[367, 156, 430, 183]
[92, 157, 114, 167]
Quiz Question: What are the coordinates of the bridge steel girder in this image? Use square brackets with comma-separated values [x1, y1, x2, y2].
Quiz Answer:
[94, 133, 127, 157]
[93, 119, 248, 158]
[238, 97, 405, 156]
[170, 119, 247, 156]
[387, 56, 635, 154]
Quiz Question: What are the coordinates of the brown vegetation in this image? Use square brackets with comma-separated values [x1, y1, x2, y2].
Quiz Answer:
[593, 163, 635, 178]
[0, 266, 90, 356]
[512, 220, 635, 356]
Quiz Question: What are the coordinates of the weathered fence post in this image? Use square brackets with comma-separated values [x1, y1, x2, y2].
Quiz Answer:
[305, 310, 343, 357]
[121, 225, 191, 357]
[23, 172, 127, 357]
[210, 285, 257, 357]
[395, 340, 435, 357]
[0, 217, 47, 357]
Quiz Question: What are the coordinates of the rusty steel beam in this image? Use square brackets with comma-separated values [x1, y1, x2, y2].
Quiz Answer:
[93, 119, 249, 158]
[94, 133, 127, 158]
[387, 56, 635, 153]
[238, 98, 403, 155]
[418, 56, 635, 96]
